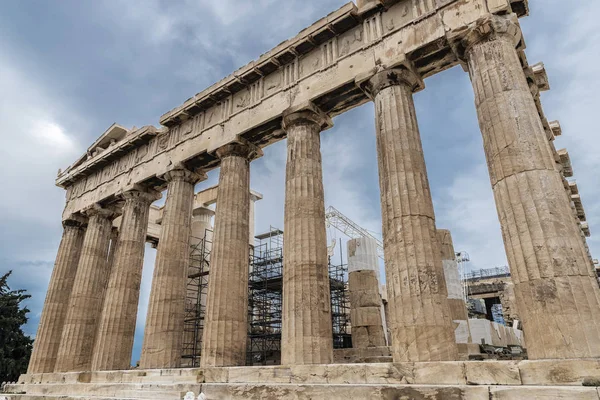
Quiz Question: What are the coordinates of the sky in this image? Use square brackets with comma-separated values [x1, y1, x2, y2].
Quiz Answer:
[1, 1, 599, 365]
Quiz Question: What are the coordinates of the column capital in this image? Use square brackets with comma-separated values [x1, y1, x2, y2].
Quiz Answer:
[119, 186, 162, 205]
[359, 65, 424, 97]
[162, 164, 207, 184]
[83, 204, 119, 220]
[448, 14, 522, 61]
[214, 138, 263, 161]
[282, 103, 332, 132]
[62, 214, 88, 229]
[192, 206, 215, 219]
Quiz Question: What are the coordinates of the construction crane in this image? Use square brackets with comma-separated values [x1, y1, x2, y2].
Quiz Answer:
[325, 206, 384, 260]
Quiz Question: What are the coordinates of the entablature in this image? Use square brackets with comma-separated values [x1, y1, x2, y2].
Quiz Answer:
[57, 0, 531, 220]
[57, 125, 160, 187]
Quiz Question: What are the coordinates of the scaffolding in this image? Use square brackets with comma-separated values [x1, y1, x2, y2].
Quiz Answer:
[247, 227, 284, 366]
[247, 227, 352, 366]
[181, 228, 212, 367]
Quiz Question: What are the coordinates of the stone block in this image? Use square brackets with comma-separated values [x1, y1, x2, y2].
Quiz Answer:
[90, 371, 123, 383]
[201, 383, 491, 400]
[519, 359, 600, 386]
[326, 364, 367, 384]
[466, 361, 521, 385]
[487, 0, 511, 14]
[380, 385, 490, 400]
[202, 367, 229, 383]
[289, 365, 328, 384]
[351, 307, 383, 327]
[490, 386, 600, 399]
[349, 289, 382, 308]
[413, 361, 466, 385]
[227, 367, 262, 383]
[365, 363, 413, 384]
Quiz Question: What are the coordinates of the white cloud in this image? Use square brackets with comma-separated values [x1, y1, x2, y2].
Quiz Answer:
[0, 48, 82, 229]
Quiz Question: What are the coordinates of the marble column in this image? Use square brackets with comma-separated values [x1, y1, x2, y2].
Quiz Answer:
[92, 189, 160, 371]
[27, 216, 86, 373]
[201, 142, 260, 367]
[362, 67, 458, 362]
[55, 206, 115, 372]
[437, 229, 471, 344]
[347, 237, 386, 348]
[455, 14, 600, 359]
[281, 108, 333, 365]
[140, 167, 204, 369]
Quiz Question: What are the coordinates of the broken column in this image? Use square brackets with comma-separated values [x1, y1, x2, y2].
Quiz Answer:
[281, 108, 333, 365]
[27, 216, 86, 373]
[361, 65, 458, 362]
[437, 229, 471, 344]
[455, 14, 600, 359]
[55, 206, 116, 372]
[140, 166, 204, 369]
[201, 141, 260, 367]
[347, 237, 386, 348]
[180, 206, 214, 368]
[92, 188, 160, 371]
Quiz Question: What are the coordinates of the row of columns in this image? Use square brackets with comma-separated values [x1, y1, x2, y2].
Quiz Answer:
[28, 13, 600, 374]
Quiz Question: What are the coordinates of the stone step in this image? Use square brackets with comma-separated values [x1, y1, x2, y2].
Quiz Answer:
[2, 396, 154, 400]
[201, 383, 600, 399]
[6, 384, 599, 400]
[3, 382, 201, 400]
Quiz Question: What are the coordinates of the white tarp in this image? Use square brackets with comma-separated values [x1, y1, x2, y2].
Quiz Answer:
[469, 318, 524, 347]
[469, 319, 493, 345]
[454, 320, 471, 344]
[347, 237, 380, 280]
[442, 260, 463, 299]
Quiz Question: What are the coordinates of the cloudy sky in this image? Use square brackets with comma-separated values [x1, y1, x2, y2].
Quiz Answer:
[1, 1, 598, 364]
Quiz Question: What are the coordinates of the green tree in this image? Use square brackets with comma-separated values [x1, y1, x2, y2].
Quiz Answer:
[0, 271, 33, 383]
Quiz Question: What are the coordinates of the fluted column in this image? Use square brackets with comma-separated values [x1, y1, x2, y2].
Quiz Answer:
[140, 167, 204, 369]
[55, 206, 115, 372]
[454, 14, 600, 359]
[437, 229, 471, 344]
[362, 67, 458, 362]
[201, 142, 260, 367]
[281, 108, 333, 365]
[92, 189, 160, 371]
[28, 216, 86, 373]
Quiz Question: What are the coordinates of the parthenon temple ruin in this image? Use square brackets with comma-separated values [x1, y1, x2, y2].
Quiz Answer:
[4, 0, 600, 398]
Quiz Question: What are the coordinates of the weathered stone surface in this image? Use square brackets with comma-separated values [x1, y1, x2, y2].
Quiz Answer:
[92, 189, 159, 371]
[489, 386, 599, 399]
[347, 238, 387, 349]
[519, 359, 600, 386]
[364, 66, 458, 362]
[27, 218, 85, 374]
[466, 361, 521, 385]
[201, 142, 260, 367]
[437, 229, 471, 344]
[413, 362, 466, 385]
[11, 360, 600, 399]
[457, 14, 600, 359]
[140, 167, 204, 369]
[200, 383, 492, 400]
[55, 207, 115, 372]
[281, 108, 333, 365]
